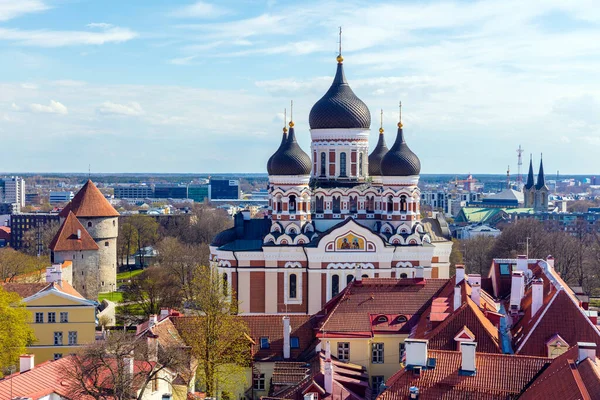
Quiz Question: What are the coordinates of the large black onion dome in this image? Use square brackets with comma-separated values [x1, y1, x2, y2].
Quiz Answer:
[269, 125, 312, 176]
[309, 62, 371, 129]
[381, 125, 421, 176]
[267, 129, 287, 175]
[368, 131, 389, 176]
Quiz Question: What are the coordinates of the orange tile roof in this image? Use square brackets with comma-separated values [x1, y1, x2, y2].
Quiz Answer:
[378, 350, 551, 400]
[0, 357, 75, 399]
[59, 179, 119, 218]
[318, 278, 449, 335]
[1, 280, 86, 300]
[49, 211, 99, 251]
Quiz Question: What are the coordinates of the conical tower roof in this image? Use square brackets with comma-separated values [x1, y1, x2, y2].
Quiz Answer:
[535, 157, 547, 190]
[368, 130, 389, 176]
[59, 180, 119, 218]
[525, 157, 535, 190]
[49, 211, 99, 251]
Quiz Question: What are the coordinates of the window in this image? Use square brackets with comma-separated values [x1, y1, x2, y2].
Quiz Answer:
[320, 152, 326, 176]
[359, 153, 363, 176]
[316, 196, 324, 213]
[48, 312, 56, 323]
[87, 221, 92, 227]
[332, 196, 341, 214]
[400, 195, 407, 212]
[346, 274, 354, 285]
[35, 312, 43, 323]
[54, 331, 63, 346]
[253, 373, 265, 391]
[372, 343, 384, 363]
[289, 195, 296, 213]
[349, 196, 357, 213]
[366, 196, 375, 213]
[290, 336, 300, 349]
[260, 337, 270, 349]
[105, 241, 109, 247]
[400, 273, 408, 279]
[399, 342, 406, 363]
[372, 376, 385, 394]
[68, 331, 78, 345]
[289, 274, 297, 299]
[397, 315, 407, 323]
[338, 342, 350, 362]
[331, 274, 340, 297]
[340, 152, 347, 177]
[60, 312, 68, 323]
[53, 353, 63, 360]
[376, 315, 388, 323]
[387, 196, 394, 213]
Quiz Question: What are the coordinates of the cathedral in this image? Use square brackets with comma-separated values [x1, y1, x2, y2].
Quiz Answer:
[210, 52, 452, 315]
[523, 156, 549, 212]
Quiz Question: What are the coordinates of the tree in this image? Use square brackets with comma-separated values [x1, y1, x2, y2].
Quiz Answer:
[462, 235, 496, 276]
[0, 286, 35, 377]
[176, 265, 251, 397]
[0, 248, 47, 282]
[21, 220, 60, 257]
[448, 238, 463, 277]
[65, 331, 188, 400]
[490, 219, 551, 259]
[122, 267, 182, 316]
[118, 222, 139, 267]
[128, 215, 159, 267]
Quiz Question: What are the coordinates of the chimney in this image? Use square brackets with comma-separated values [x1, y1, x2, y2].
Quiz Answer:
[531, 278, 544, 317]
[415, 266, 424, 279]
[466, 274, 481, 286]
[577, 342, 597, 363]
[147, 334, 158, 362]
[460, 341, 477, 373]
[404, 339, 428, 367]
[283, 316, 291, 359]
[471, 283, 481, 307]
[77, 229, 81, 240]
[409, 387, 420, 399]
[20, 354, 34, 372]
[510, 271, 525, 312]
[241, 209, 251, 220]
[148, 314, 158, 328]
[546, 255, 555, 270]
[356, 264, 362, 282]
[455, 265, 465, 285]
[324, 341, 333, 393]
[160, 308, 170, 318]
[454, 285, 462, 311]
[516, 255, 528, 273]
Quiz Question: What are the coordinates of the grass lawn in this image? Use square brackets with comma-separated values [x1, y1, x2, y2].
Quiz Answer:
[98, 291, 123, 303]
[116, 268, 144, 281]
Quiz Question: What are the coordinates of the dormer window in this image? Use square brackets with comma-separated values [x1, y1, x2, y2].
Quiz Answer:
[396, 315, 407, 323]
[376, 315, 388, 323]
[260, 337, 270, 349]
[291, 336, 300, 349]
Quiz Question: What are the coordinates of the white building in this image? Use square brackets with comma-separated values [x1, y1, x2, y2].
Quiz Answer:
[49, 191, 75, 204]
[0, 176, 26, 208]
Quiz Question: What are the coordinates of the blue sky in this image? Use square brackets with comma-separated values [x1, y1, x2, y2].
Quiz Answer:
[1, 0, 599, 174]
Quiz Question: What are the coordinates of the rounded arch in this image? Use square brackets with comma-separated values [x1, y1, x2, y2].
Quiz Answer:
[263, 233, 276, 244]
[270, 222, 283, 233]
[397, 223, 411, 234]
[406, 234, 421, 245]
[389, 234, 405, 245]
[284, 261, 303, 268]
[285, 224, 300, 235]
[380, 222, 394, 234]
[276, 234, 293, 245]
[293, 234, 310, 245]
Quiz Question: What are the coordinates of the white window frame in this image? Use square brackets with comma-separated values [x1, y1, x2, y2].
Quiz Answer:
[48, 312, 56, 323]
[60, 312, 68, 323]
[54, 331, 63, 346]
[338, 342, 350, 362]
[253, 373, 266, 391]
[284, 262, 302, 305]
[372, 342, 384, 364]
[68, 331, 77, 345]
[35, 312, 43, 323]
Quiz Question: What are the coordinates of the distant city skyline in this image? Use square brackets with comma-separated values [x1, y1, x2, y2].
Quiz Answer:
[1, 0, 599, 174]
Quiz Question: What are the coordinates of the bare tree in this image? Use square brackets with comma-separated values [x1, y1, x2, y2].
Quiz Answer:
[0, 248, 47, 282]
[462, 235, 496, 276]
[22, 220, 60, 257]
[122, 267, 182, 316]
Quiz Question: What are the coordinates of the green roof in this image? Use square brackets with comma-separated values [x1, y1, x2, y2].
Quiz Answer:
[456, 207, 534, 224]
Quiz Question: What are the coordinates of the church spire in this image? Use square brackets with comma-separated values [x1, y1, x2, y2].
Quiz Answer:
[535, 154, 546, 190]
[525, 154, 535, 190]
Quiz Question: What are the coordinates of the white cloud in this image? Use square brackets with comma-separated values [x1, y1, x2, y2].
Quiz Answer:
[168, 55, 198, 65]
[170, 1, 229, 19]
[0, 0, 48, 21]
[0, 26, 137, 47]
[87, 22, 113, 29]
[97, 101, 144, 116]
[29, 100, 68, 114]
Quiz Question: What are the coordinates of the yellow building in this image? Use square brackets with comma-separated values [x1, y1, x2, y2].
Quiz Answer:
[1, 280, 96, 365]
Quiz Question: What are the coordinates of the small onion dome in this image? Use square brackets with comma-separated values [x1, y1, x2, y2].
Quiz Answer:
[268, 122, 312, 176]
[211, 228, 237, 247]
[381, 123, 421, 176]
[267, 126, 288, 174]
[368, 129, 389, 176]
[309, 59, 371, 129]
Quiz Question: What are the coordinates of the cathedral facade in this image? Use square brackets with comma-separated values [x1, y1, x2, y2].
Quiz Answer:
[210, 54, 452, 315]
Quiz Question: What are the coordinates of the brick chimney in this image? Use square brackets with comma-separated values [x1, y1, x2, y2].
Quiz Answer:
[510, 271, 525, 312]
[455, 265, 465, 285]
[404, 339, 428, 367]
[147, 334, 158, 363]
[577, 342, 597, 363]
[471, 283, 481, 307]
[460, 341, 477, 373]
[283, 316, 291, 359]
[324, 341, 333, 393]
[20, 354, 34, 372]
[454, 285, 462, 311]
[531, 278, 544, 317]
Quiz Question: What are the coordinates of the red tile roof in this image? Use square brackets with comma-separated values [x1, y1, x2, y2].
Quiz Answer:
[0, 357, 75, 400]
[378, 350, 551, 400]
[520, 346, 600, 400]
[0, 280, 85, 300]
[318, 278, 449, 336]
[59, 180, 119, 218]
[49, 211, 99, 251]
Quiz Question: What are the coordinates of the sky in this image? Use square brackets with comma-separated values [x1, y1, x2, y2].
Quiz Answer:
[0, 0, 599, 175]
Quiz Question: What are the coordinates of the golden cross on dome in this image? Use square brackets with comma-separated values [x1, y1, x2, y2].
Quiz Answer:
[398, 101, 403, 129]
[337, 26, 343, 63]
[379, 109, 384, 134]
[283, 108, 287, 133]
[289, 100, 294, 128]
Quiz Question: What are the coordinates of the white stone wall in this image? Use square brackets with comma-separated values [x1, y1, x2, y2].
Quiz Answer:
[54, 249, 101, 299]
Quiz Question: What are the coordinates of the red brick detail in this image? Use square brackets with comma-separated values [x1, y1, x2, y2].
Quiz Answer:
[351, 164, 357, 176]
[431, 267, 439, 279]
[231, 272, 238, 300]
[250, 260, 264, 267]
[329, 164, 335, 176]
[350, 151, 357, 162]
[432, 257, 439, 263]
[329, 151, 336, 162]
[250, 272, 265, 313]
[321, 274, 327, 307]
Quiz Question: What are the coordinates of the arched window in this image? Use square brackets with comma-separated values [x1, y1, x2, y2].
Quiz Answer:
[362, 274, 369, 279]
[340, 152, 347, 177]
[331, 274, 340, 297]
[359, 153, 363, 176]
[349, 196, 357, 213]
[376, 315, 388, 323]
[400, 195, 407, 212]
[400, 273, 408, 279]
[289, 274, 297, 299]
[289, 195, 296, 213]
[333, 196, 341, 214]
[387, 196, 394, 214]
[316, 196, 324, 213]
[396, 315, 407, 323]
[87, 221, 92, 228]
[223, 274, 228, 296]
[346, 274, 354, 285]
[320, 152, 326, 176]
[366, 196, 374, 213]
